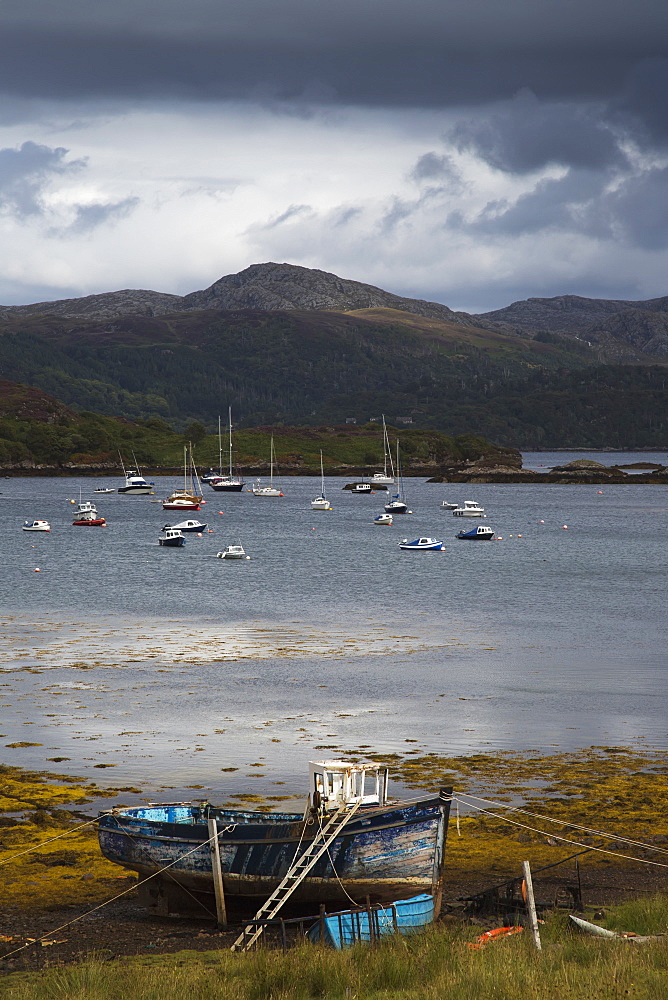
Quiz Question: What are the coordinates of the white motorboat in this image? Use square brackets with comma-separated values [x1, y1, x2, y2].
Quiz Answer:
[252, 436, 284, 496]
[216, 544, 246, 559]
[158, 527, 186, 547]
[398, 537, 444, 551]
[452, 500, 485, 517]
[209, 408, 245, 492]
[118, 453, 153, 494]
[373, 513, 393, 525]
[311, 451, 332, 509]
[22, 519, 50, 532]
[163, 519, 207, 533]
[72, 499, 106, 526]
[440, 500, 458, 509]
[94, 487, 116, 494]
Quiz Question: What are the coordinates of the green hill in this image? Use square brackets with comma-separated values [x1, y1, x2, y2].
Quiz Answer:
[0, 305, 664, 448]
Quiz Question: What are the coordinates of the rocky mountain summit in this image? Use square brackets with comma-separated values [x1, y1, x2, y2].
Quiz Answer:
[0, 263, 472, 327]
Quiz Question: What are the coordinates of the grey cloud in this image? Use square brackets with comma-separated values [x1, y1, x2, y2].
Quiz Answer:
[411, 153, 460, 183]
[0, 140, 85, 217]
[64, 197, 141, 235]
[462, 168, 614, 237]
[449, 92, 627, 174]
[258, 204, 313, 230]
[607, 167, 668, 250]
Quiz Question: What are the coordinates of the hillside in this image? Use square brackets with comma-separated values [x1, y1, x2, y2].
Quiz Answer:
[0, 380, 516, 471]
[0, 306, 602, 442]
[2, 261, 668, 363]
[476, 294, 668, 361]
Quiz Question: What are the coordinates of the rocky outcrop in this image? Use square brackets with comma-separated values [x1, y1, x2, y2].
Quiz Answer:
[180, 262, 475, 325]
[0, 263, 475, 326]
[0, 289, 182, 322]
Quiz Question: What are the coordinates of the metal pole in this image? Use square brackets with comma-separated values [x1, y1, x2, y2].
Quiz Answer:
[208, 816, 228, 928]
[522, 860, 541, 951]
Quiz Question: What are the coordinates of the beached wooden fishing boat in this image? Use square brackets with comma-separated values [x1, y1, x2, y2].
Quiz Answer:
[97, 761, 452, 918]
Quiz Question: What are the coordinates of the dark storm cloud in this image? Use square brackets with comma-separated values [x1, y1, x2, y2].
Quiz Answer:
[0, 140, 84, 217]
[1, 0, 667, 109]
[449, 92, 628, 174]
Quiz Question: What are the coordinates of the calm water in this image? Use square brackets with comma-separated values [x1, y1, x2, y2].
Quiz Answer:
[1, 463, 666, 806]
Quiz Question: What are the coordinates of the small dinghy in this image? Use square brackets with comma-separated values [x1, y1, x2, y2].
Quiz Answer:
[374, 513, 393, 525]
[22, 519, 51, 532]
[452, 500, 485, 517]
[163, 519, 207, 533]
[456, 525, 495, 540]
[398, 537, 444, 551]
[216, 544, 246, 559]
[309, 893, 435, 949]
[440, 500, 458, 509]
[158, 527, 186, 547]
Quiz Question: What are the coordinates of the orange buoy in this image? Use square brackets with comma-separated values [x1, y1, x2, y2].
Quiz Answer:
[34, 568, 41, 572]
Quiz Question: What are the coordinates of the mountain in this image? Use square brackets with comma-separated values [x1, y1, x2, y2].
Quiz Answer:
[475, 294, 668, 361]
[3, 263, 668, 362]
[0, 263, 473, 327]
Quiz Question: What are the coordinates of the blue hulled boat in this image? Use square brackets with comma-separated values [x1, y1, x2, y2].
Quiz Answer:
[97, 761, 452, 917]
[308, 893, 435, 948]
[456, 526, 495, 540]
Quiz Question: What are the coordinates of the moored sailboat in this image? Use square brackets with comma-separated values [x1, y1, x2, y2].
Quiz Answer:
[311, 451, 332, 509]
[163, 446, 204, 510]
[252, 436, 284, 496]
[209, 408, 245, 492]
[370, 415, 395, 486]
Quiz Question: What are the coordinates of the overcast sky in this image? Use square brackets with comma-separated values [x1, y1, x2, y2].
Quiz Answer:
[1, 0, 667, 312]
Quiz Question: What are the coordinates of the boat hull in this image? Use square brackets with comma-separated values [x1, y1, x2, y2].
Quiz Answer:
[118, 486, 152, 494]
[210, 482, 244, 492]
[159, 537, 186, 547]
[98, 794, 451, 914]
[72, 518, 106, 526]
[162, 502, 201, 510]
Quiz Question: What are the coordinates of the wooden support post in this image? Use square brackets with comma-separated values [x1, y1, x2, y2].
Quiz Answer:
[366, 896, 375, 947]
[280, 918, 287, 953]
[208, 816, 228, 928]
[319, 904, 326, 945]
[522, 861, 541, 951]
[575, 856, 584, 911]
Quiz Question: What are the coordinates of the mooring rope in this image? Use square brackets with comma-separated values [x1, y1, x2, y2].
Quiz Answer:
[455, 797, 668, 868]
[453, 791, 668, 856]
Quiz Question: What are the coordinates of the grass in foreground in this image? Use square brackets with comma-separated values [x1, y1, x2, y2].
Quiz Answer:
[1, 909, 668, 1000]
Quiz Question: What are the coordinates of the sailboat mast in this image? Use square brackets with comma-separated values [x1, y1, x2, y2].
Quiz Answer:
[218, 416, 223, 476]
[270, 435, 274, 487]
[382, 415, 388, 478]
[228, 406, 233, 478]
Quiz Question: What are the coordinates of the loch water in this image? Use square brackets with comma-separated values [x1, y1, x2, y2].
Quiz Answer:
[1, 457, 666, 805]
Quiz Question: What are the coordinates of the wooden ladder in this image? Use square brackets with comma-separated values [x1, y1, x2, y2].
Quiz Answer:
[230, 800, 361, 952]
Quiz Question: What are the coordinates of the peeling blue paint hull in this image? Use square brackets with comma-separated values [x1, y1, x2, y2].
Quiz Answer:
[97, 793, 451, 912]
[308, 893, 435, 948]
